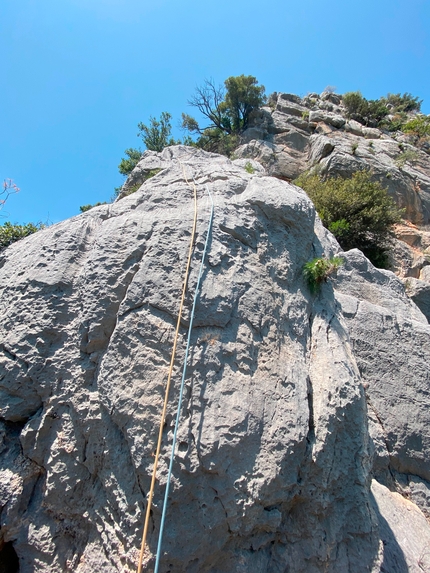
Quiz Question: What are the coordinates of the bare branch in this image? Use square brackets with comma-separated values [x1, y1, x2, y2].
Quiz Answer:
[0, 179, 20, 214]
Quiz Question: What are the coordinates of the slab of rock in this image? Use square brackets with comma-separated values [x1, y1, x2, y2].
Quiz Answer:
[404, 277, 430, 321]
[309, 134, 335, 165]
[334, 250, 430, 492]
[309, 110, 345, 128]
[1, 147, 429, 572]
[371, 480, 430, 572]
[345, 120, 363, 136]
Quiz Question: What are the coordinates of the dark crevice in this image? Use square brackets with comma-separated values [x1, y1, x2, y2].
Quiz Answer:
[0, 541, 19, 573]
[306, 376, 315, 448]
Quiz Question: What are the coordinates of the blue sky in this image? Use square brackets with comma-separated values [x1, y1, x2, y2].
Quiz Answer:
[1, 0, 429, 224]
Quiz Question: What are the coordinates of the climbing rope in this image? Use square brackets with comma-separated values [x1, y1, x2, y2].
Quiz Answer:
[154, 184, 214, 573]
[136, 166, 198, 573]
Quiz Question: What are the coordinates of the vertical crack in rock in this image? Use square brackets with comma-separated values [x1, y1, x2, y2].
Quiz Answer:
[306, 375, 316, 449]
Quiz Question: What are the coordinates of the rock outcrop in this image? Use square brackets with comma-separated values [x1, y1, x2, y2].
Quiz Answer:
[1, 147, 430, 572]
[231, 90, 430, 310]
[234, 91, 430, 228]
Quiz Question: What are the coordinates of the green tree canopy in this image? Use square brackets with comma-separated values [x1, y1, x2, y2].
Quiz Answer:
[118, 112, 182, 178]
[295, 171, 403, 267]
[224, 75, 266, 132]
[118, 148, 143, 176]
[182, 75, 265, 154]
[137, 111, 181, 152]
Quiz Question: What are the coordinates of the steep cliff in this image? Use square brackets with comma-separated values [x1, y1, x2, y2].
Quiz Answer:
[1, 147, 430, 572]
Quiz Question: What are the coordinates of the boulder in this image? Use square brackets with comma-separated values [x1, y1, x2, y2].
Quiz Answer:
[309, 134, 335, 165]
[1, 147, 430, 572]
[309, 111, 345, 129]
[345, 120, 363, 136]
[404, 277, 430, 321]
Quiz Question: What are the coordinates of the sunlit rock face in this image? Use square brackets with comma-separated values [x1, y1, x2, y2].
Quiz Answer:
[0, 146, 429, 572]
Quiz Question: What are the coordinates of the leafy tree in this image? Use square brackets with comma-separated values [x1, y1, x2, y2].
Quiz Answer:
[118, 148, 143, 176]
[182, 75, 266, 154]
[295, 171, 403, 267]
[118, 112, 181, 178]
[183, 79, 231, 135]
[0, 221, 43, 251]
[380, 93, 422, 113]
[137, 111, 181, 152]
[224, 75, 266, 132]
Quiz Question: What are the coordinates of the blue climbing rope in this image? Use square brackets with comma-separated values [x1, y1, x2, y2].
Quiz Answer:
[154, 184, 214, 573]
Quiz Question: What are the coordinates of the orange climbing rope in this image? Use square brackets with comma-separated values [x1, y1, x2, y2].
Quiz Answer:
[136, 167, 198, 573]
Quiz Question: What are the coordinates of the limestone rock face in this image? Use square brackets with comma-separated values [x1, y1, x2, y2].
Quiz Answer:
[1, 147, 430, 572]
[236, 92, 430, 227]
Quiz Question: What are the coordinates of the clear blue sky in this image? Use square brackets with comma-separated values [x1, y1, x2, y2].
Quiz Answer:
[1, 0, 429, 224]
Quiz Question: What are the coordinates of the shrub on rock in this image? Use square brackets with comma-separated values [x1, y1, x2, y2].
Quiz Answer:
[295, 171, 403, 267]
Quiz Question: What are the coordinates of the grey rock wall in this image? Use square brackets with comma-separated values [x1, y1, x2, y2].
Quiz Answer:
[234, 92, 430, 227]
[1, 147, 429, 572]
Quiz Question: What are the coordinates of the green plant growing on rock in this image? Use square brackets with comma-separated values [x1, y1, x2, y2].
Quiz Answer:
[402, 115, 430, 138]
[118, 149, 143, 176]
[118, 112, 181, 178]
[380, 93, 422, 113]
[0, 221, 43, 251]
[351, 142, 358, 155]
[395, 149, 420, 169]
[138, 112, 181, 152]
[343, 91, 422, 129]
[303, 256, 343, 293]
[295, 170, 403, 268]
[113, 169, 162, 199]
[343, 92, 387, 126]
[244, 161, 255, 174]
[79, 202, 108, 212]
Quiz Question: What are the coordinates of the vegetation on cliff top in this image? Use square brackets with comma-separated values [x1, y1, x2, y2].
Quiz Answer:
[342, 91, 422, 131]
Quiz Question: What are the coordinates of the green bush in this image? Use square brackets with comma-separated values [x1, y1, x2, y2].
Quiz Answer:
[244, 161, 255, 174]
[118, 148, 143, 176]
[395, 149, 420, 169]
[343, 91, 368, 118]
[343, 91, 422, 129]
[303, 257, 343, 293]
[79, 202, 108, 212]
[0, 222, 43, 250]
[402, 115, 430, 138]
[295, 171, 403, 267]
[118, 112, 181, 179]
[380, 93, 422, 113]
[137, 111, 181, 152]
[343, 91, 389, 126]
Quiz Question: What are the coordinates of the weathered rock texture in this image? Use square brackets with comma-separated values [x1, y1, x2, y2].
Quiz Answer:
[231, 90, 430, 310]
[235, 91, 430, 227]
[1, 147, 430, 572]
